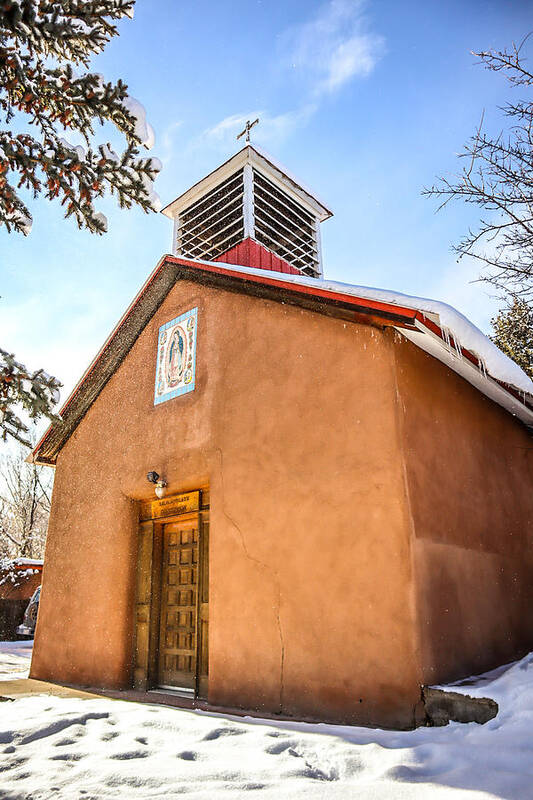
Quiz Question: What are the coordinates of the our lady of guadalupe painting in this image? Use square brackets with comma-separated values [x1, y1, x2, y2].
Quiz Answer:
[154, 307, 198, 405]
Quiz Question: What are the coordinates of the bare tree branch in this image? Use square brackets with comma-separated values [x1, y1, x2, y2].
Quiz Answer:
[424, 39, 533, 301]
[0, 441, 52, 560]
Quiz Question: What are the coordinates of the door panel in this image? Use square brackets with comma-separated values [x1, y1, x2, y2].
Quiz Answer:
[158, 518, 199, 690]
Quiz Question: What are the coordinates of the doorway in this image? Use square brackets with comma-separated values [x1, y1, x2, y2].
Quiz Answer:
[133, 492, 209, 699]
[157, 511, 209, 697]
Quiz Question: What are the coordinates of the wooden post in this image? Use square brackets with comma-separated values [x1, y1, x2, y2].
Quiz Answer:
[133, 520, 155, 690]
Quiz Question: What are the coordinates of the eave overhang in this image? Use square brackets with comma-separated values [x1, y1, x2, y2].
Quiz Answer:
[31, 255, 533, 466]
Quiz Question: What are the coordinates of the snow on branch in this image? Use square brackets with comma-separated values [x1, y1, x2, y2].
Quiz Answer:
[0, 349, 62, 446]
[0, 0, 162, 235]
[0, 1, 137, 66]
[121, 95, 155, 150]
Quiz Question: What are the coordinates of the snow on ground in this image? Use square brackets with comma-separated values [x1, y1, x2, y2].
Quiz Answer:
[1, 643, 533, 799]
[0, 639, 33, 680]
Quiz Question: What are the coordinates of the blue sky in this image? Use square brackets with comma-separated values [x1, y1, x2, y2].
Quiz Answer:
[2, 0, 532, 406]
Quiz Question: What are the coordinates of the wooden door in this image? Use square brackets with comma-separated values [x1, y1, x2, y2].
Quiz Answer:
[158, 517, 199, 691]
[157, 514, 209, 694]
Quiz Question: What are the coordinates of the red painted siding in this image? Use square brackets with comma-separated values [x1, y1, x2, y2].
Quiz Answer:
[214, 238, 302, 275]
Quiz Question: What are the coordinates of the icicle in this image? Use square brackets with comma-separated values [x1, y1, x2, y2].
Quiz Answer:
[442, 326, 460, 360]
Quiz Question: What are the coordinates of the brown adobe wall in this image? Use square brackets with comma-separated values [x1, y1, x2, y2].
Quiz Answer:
[31, 278, 421, 728]
[392, 333, 533, 685]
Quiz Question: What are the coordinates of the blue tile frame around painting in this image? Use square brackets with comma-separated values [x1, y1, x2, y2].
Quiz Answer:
[154, 307, 198, 405]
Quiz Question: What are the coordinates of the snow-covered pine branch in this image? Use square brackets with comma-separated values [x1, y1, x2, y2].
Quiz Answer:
[0, 349, 62, 446]
[0, 0, 161, 235]
[0, 1, 162, 445]
[1, 1, 136, 66]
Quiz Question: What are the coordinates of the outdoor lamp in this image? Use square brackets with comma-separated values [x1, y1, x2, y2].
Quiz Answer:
[147, 470, 167, 498]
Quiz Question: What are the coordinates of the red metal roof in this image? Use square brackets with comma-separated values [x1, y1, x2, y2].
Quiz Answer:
[31, 254, 533, 465]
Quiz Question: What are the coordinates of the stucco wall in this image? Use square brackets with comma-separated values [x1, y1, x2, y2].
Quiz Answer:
[393, 334, 533, 685]
[31, 279, 420, 727]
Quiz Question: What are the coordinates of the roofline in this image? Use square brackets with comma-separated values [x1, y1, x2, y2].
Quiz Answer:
[31, 255, 533, 466]
[30, 253, 172, 464]
[160, 144, 333, 222]
[405, 315, 533, 425]
[62, 254, 168, 420]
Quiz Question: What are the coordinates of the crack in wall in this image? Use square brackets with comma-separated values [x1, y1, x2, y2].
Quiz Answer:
[214, 447, 285, 714]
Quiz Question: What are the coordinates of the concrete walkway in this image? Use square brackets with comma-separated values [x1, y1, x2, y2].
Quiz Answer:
[0, 676, 330, 725]
[0, 677, 102, 700]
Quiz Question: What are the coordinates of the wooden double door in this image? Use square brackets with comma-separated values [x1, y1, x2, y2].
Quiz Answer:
[157, 512, 209, 697]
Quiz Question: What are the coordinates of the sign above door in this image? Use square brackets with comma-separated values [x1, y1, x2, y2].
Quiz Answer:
[140, 491, 200, 522]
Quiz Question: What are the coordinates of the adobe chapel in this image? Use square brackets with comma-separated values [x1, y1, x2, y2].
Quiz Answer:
[30, 141, 533, 729]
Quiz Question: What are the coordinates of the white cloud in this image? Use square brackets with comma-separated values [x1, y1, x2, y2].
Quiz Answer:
[159, 121, 183, 167]
[200, 106, 317, 151]
[189, 2, 384, 159]
[285, 0, 385, 96]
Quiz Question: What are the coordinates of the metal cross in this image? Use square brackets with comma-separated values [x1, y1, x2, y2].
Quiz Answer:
[237, 118, 259, 143]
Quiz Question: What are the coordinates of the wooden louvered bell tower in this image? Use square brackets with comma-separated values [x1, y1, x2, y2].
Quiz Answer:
[161, 144, 332, 278]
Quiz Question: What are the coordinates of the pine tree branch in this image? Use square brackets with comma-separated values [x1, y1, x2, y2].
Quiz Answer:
[0, 0, 162, 443]
[0, 348, 62, 445]
[0, 1, 135, 66]
[0, 129, 161, 234]
[0, 0, 161, 237]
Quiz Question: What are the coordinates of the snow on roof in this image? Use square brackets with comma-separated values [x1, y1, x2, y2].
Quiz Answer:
[30, 253, 533, 467]
[0, 558, 43, 572]
[195, 259, 533, 398]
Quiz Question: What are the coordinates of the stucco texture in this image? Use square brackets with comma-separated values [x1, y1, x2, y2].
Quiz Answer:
[393, 334, 533, 685]
[31, 279, 420, 728]
[31, 276, 533, 728]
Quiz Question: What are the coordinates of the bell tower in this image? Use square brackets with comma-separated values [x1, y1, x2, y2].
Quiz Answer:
[161, 144, 332, 278]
